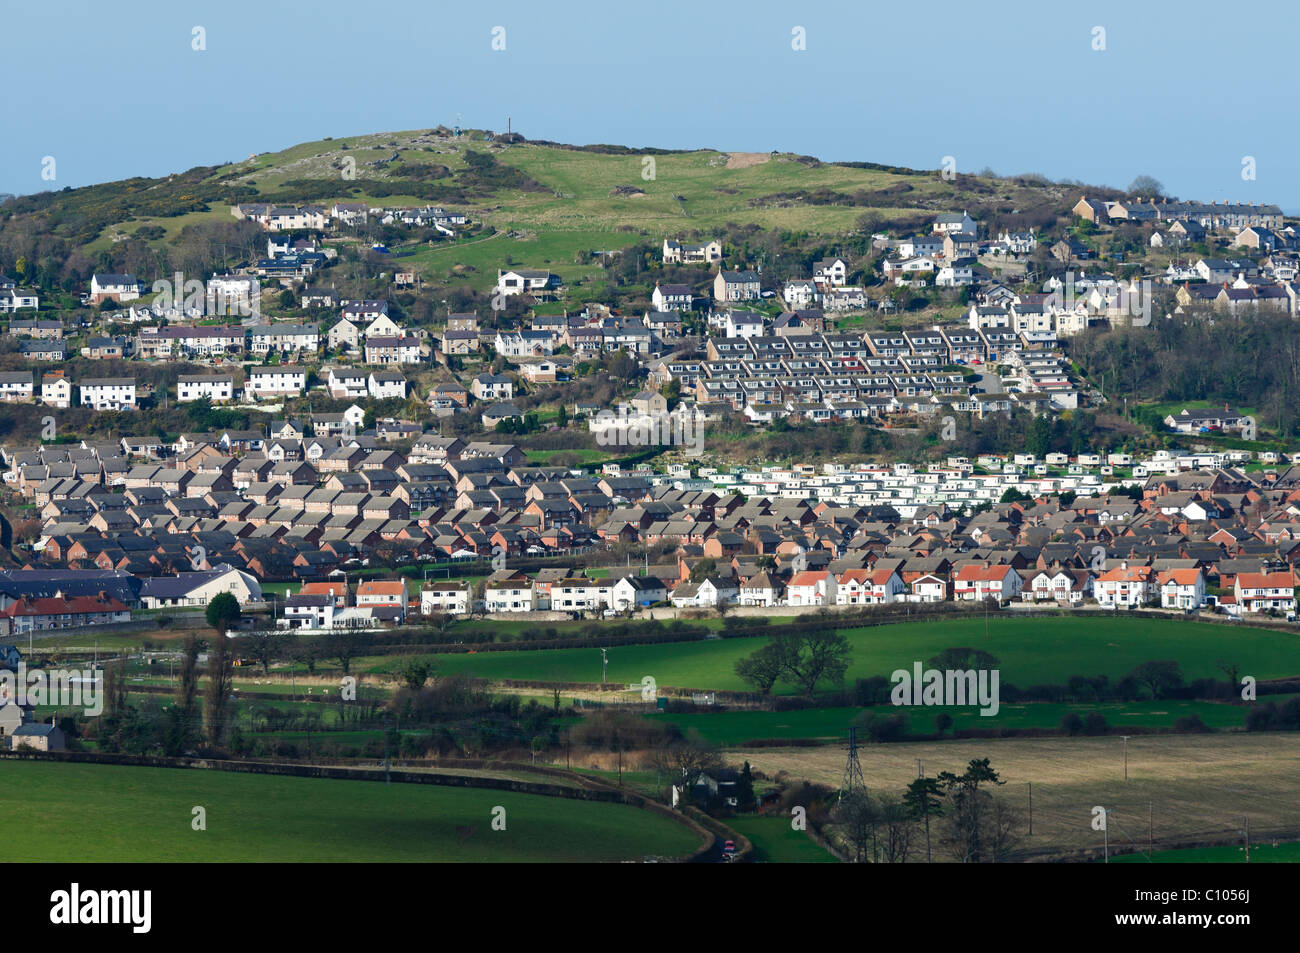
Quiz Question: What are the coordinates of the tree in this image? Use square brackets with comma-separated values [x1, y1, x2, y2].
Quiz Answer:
[689, 558, 718, 583]
[834, 790, 879, 862]
[778, 630, 853, 699]
[204, 630, 235, 747]
[1128, 175, 1165, 199]
[239, 629, 291, 676]
[903, 776, 945, 863]
[325, 629, 366, 675]
[934, 712, 953, 736]
[652, 737, 723, 802]
[1129, 660, 1183, 700]
[734, 640, 786, 695]
[395, 656, 436, 690]
[877, 794, 915, 864]
[736, 761, 756, 812]
[159, 635, 203, 756]
[936, 758, 1006, 863]
[205, 592, 242, 635]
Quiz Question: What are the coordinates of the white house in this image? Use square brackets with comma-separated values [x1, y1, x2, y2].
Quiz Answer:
[0, 371, 33, 403]
[40, 374, 71, 409]
[1158, 569, 1205, 610]
[89, 273, 142, 304]
[79, 378, 137, 411]
[485, 579, 537, 613]
[495, 269, 554, 297]
[813, 257, 849, 287]
[787, 570, 836, 606]
[1234, 572, 1296, 614]
[247, 368, 306, 399]
[934, 211, 978, 236]
[138, 564, 262, 608]
[953, 564, 1022, 601]
[368, 371, 408, 400]
[422, 582, 471, 616]
[327, 368, 369, 400]
[835, 568, 904, 605]
[177, 374, 236, 403]
[1095, 565, 1156, 609]
[739, 572, 782, 607]
[609, 576, 667, 611]
[725, 311, 764, 339]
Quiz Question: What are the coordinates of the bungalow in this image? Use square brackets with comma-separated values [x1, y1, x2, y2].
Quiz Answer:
[0, 593, 131, 633]
[138, 564, 262, 608]
[495, 269, 556, 297]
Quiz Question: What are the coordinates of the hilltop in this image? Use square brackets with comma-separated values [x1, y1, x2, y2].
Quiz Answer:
[0, 127, 1112, 295]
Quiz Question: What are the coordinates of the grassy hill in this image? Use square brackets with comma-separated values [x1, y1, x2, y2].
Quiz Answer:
[8, 127, 1089, 295]
[1, 761, 700, 862]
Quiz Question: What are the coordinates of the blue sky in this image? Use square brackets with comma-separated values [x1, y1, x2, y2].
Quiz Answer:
[6, 0, 1297, 210]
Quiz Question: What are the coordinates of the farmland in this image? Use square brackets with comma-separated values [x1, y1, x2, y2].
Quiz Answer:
[734, 734, 1300, 858]
[431, 616, 1300, 693]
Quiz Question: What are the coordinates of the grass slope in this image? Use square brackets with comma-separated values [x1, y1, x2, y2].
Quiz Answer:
[1, 761, 699, 862]
[725, 815, 839, 863]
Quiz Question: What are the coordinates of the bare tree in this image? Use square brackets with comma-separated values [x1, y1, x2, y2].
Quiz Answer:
[204, 632, 234, 747]
[877, 794, 915, 864]
[833, 790, 879, 863]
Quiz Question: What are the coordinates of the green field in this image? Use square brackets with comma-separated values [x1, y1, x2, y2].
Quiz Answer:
[725, 815, 838, 863]
[654, 697, 1272, 745]
[0, 761, 700, 862]
[1111, 841, 1300, 863]
[433, 617, 1300, 693]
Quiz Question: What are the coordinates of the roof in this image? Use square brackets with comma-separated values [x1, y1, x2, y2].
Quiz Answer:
[2, 593, 128, 617]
